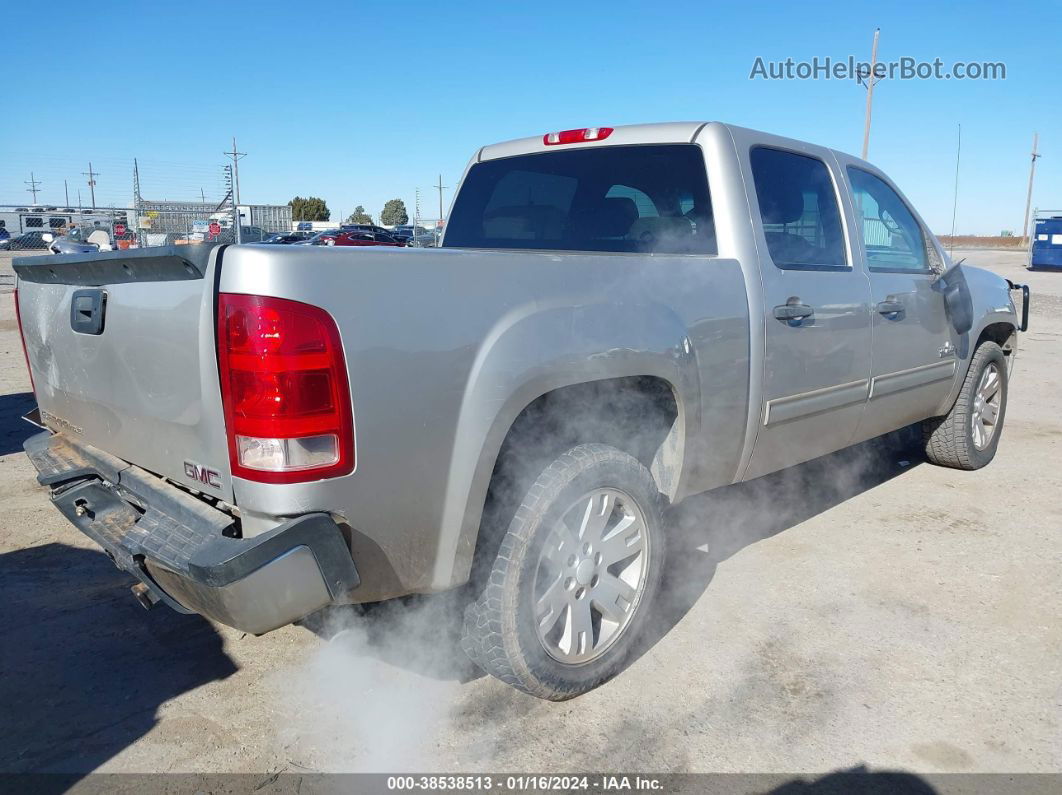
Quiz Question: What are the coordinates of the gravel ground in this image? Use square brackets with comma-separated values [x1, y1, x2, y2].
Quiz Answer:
[0, 249, 1058, 784]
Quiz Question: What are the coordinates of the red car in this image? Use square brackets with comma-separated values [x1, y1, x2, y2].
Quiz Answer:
[331, 230, 406, 247]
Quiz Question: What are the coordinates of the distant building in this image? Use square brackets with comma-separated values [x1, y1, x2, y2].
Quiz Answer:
[131, 199, 292, 238]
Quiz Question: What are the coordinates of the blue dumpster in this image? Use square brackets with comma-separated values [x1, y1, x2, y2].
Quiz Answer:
[1031, 215, 1062, 269]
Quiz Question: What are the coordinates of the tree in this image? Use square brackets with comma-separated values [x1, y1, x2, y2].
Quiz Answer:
[288, 196, 330, 222]
[380, 198, 409, 227]
[346, 205, 373, 225]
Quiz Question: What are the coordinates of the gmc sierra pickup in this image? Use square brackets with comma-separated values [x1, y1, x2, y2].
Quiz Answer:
[14, 122, 1029, 700]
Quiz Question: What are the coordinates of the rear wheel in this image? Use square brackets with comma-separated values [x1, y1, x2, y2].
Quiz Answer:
[462, 444, 666, 700]
[923, 341, 1008, 470]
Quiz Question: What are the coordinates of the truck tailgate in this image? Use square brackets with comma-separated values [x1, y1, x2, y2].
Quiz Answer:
[14, 245, 234, 501]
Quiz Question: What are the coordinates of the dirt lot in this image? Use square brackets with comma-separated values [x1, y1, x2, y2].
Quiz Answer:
[0, 250, 1059, 783]
[937, 236, 1026, 250]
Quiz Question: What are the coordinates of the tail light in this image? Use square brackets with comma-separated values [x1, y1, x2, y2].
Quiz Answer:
[543, 127, 614, 146]
[13, 288, 35, 394]
[217, 293, 354, 483]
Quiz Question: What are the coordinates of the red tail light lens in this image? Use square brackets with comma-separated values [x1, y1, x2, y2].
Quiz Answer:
[13, 288, 35, 394]
[217, 293, 354, 483]
[543, 127, 614, 146]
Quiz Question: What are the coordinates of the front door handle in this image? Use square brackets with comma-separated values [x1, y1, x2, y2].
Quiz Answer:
[876, 300, 905, 315]
[773, 301, 814, 321]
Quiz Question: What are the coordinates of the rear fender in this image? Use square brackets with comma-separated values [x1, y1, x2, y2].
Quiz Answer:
[431, 298, 697, 590]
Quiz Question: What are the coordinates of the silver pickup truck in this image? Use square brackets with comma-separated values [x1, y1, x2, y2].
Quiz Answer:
[14, 122, 1029, 700]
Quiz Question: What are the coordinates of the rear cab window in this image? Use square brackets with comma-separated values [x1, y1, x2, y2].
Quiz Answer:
[443, 144, 716, 254]
[750, 146, 847, 270]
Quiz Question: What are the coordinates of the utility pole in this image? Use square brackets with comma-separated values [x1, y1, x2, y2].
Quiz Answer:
[133, 159, 144, 247]
[224, 137, 246, 243]
[1021, 133, 1041, 246]
[25, 172, 42, 203]
[415, 188, 422, 244]
[434, 174, 447, 224]
[949, 123, 961, 256]
[64, 179, 70, 207]
[82, 162, 99, 209]
[860, 28, 880, 161]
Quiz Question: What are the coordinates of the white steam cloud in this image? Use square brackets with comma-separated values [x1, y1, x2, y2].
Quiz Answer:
[278, 594, 475, 773]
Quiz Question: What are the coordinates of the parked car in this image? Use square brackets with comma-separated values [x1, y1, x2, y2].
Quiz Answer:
[332, 230, 406, 247]
[49, 235, 100, 255]
[341, 224, 390, 234]
[13, 121, 1029, 701]
[2, 230, 54, 250]
[271, 231, 315, 244]
[390, 225, 437, 247]
[295, 229, 342, 245]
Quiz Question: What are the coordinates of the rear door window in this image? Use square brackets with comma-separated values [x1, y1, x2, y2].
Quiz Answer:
[444, 144, 715, 254]
[750, 147, 847, 270]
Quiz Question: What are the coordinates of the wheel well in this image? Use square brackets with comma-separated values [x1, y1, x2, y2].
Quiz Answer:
[977, 322, 1017, 355]
[469, 376, 680, 584]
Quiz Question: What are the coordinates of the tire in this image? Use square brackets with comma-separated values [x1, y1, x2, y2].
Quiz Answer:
[923, 341, 1008, 470]
[462, 443, 666, 700]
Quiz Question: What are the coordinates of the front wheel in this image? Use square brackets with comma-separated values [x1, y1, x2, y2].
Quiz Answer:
[462, 444, 666, 700]
[923, 341, 1008, 470]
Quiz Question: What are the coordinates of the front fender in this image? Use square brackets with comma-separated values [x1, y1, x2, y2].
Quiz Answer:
[936, 264, 1019, 414]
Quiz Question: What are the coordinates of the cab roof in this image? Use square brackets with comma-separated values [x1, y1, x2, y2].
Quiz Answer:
[477, 121, 711, 162]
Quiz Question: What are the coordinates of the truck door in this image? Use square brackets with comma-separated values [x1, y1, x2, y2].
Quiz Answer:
[842, 165, 956, 442]
[743, 146, 873, 480]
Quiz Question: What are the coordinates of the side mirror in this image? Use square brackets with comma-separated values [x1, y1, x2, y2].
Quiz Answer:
[937, 263, 973, 335]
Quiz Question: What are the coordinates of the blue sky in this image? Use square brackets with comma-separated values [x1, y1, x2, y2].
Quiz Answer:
[3, 0, 1058, 234]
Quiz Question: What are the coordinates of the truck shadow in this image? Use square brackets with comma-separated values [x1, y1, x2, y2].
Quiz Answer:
[307, 427, 922, 684]
[768, 765, 938, 794]
[0, 543, 237, 776]
[643, 425, 923, 654]
[0, 391, 37, 456]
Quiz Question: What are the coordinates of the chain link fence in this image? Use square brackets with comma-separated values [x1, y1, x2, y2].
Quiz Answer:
[0, 202, 296, 254]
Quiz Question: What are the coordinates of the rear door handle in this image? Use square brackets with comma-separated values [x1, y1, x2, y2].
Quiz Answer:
[773, 301, 814, 321]
[876, 300, 904, 315]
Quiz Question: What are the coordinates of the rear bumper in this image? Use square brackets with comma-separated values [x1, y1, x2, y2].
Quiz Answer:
[23, 430, 360, 634]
